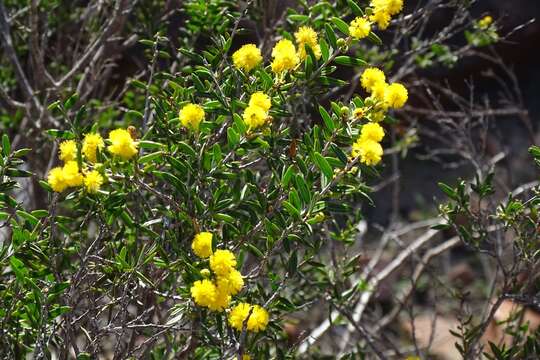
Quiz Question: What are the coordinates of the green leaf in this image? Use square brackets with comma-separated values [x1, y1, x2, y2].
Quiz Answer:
[347, 0, 364, 16]
[288, 14, 309, 22]
[283, 200, 301, 219]
[438, 182, 458, 201]
[178, 142, 196, 158]
[126, 110, 143, 119]
[138, 151, 163, 164]
[294, 174, 311, 204]
[334, 56, 367, 67]
[2, 134, 10, 156]
[47, 129, 75, 140]
[139, 140, 164, 150]
[246, 243, 264, 258]
[314, 152, 333, 180]
[227, 127, 239, 147]
[331, 17, 350, 35]
[325, 23, 338, 48]
[12, 148, 31, 158]
[130, 79, 147, 90]
[233, 113, 247, 135]
[368, 32, 382, 45]
[5, 168, 32, 177]
[64, 93, 79, 110]
[139, 39, 155, 47]
[16, 210, 39, 227]
[319, 38, 330, 62]
[9, 256, 27, 282]
[47, 100, 61, 111]
[319, 106, 335, 131]
[282, 165, 295, 187]
[330, 145, 348, 166]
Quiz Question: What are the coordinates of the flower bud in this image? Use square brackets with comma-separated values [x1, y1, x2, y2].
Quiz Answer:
[200, 268, 211, 278]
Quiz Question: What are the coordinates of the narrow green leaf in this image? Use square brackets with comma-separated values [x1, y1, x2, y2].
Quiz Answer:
[368, 32, 382, 45]
[347, 0, 364, 16]
[331, 17, 350, 35]
[139, 140, 164, 150]
[334, 56, 367, 67]
[47, 129, 75, 140]
[2, 134, 10, 157]
[319, 38, 330, 62]
[282, 165, 295, 188]
[283, 200, 301, 219]
[227, 127, 239, 147]
[318, 106, 335, 131]
[325, 23, 338, 48]
[314, 152, 333, 180]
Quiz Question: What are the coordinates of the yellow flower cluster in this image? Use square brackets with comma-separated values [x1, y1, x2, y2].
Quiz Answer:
[360, 67, 408, 110]
[352, 122, 385, 165]
[48, 134, 106, 193]
[107, 128, 138, 160]
[271, 39, 299, 74]
[228, 302, 269, 332]
[349, 17, 371, 40]
[190, 233, 244, 311]
[179, 103, 205, 132]
[232, 44, 262, 72]
[192, 231, 213, 258]
[350, 66, 408, 166]
[82, 133, 105, 163]
[348, 0, 404, 35]
[370, 0, 404, 29]
[189, 232, 268, 331]
[243, 92, 271, 130]
[47, 127, 139, 193]
[294, 26, 321, 60]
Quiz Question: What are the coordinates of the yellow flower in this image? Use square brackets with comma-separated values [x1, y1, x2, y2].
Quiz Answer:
[179, 103, 205, 131]
[207, 287, 231, 312]
[360, 68, 386, 92]
[216, 269, 244, 296]
[59, 140, 77, 163]
[232, 44, 263, 72]
[83, 170, 104, 193]
[352, 139, 383, 166]
[107, 128, 138, 160]
[360, 123, 385, 143]
[271, 39, 299, 73]
[242, 105, 268, 130]
[82, 133, 104, 163]
[384, 83, 408, 108]
[248, 92, 271, 112]
[372, 81, 388, 102]
[353, 108, 366, 119]
[294, 26, 318, 46]
[228, 303, 269, 332]
[294, 26, 321, 60]
[62, 161, 83, 187]
[209, 249, 237, 276]
[371, 0, 404, 16]
[190, 279, 217, 308]
[243, 355, 251, 360]
[349, 17, 371, 39]
[192, 232, 213, 258]
[370, 9, 391, 30]
[47, 167, 68, 192]
[478, 15, 493, 29]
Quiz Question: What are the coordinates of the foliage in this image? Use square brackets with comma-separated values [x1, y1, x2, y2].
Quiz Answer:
[0, 0, 538, 359]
